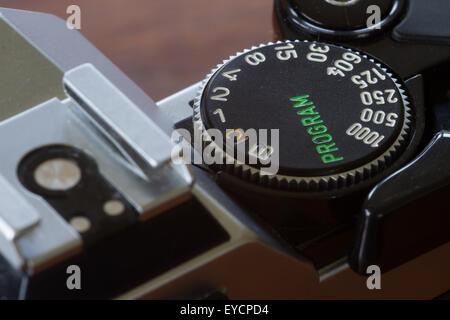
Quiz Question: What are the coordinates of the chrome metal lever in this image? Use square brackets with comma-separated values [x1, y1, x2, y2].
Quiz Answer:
[64, 64, 174, 176]
[0, 174, 40, 270]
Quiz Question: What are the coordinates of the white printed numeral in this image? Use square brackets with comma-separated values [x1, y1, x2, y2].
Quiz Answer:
[346, 123, 385, 147]
[306, 43, 330, 63]
[213, 108, 226, 123]
[210, 87, 230, 101]
[360, 108, 398, 127]
[351, 68, 387, 89]
[327, 52, 361, 77]
[222, 69, 241, 81]
[245, 52, 266, 66]
[361, 89, 398, 105]
[274, 43, 298, 61]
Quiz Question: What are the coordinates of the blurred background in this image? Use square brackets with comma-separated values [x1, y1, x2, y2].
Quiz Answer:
[0, 0, 276, 100]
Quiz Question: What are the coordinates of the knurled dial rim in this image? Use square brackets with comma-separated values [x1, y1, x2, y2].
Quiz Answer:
[193, 40, 411, 192]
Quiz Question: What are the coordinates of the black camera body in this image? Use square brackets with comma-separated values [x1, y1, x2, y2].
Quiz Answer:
[0, 1, 449, 299]
[273, 0, 450, 274]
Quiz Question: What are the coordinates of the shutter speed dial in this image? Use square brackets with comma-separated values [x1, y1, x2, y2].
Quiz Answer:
[193, 40, 412, 193]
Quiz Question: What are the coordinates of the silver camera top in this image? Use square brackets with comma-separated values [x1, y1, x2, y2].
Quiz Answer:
[0, 8, 192, 274]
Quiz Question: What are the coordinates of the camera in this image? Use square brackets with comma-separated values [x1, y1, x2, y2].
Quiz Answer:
[0, 0, 449, 299]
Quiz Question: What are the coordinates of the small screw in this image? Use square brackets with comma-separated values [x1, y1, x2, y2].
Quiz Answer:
[103, 200, 125, 216]
[70, 216, 91, 233]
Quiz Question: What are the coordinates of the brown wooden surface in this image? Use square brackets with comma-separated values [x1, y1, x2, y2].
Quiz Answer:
[1, 0, 275, 101]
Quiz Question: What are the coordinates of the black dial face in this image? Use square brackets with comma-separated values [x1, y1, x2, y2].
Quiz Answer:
[199, 41, 409, 178]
